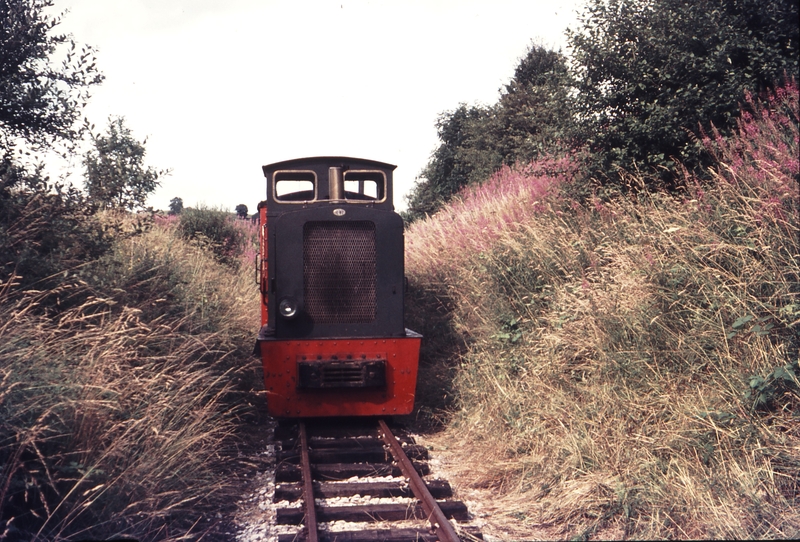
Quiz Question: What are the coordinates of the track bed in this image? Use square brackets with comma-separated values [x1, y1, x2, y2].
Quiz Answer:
[272, 418, 483, 541]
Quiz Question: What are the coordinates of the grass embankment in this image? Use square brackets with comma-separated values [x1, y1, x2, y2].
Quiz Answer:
[0, 212, 260, 540]
[406, 84, 799, 538]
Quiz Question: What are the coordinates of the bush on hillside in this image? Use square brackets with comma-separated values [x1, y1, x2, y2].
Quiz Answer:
[569, 0, 799, 183]
[177, 206, 249, 266]
[0, 157, 112, 291]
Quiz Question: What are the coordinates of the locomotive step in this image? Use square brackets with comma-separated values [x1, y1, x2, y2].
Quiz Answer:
[275, 479, 453, 501]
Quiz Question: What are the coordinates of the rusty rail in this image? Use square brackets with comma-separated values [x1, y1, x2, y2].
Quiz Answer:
[298, 422, 319, 542]
[378, 419, 461, 542]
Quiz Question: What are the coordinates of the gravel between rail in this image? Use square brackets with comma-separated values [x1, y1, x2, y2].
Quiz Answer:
[226, 390, 577, 541]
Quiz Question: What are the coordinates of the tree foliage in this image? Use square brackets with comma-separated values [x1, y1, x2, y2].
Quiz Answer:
[235, 203, 248, 219]
[567, 0, 799, 182]
[494, 44, 577, 164]
[405, 44, 576, 221]
[169, 196, 183, 215]
[1, 0, 109, 287]
[406, 0, 799, 220]
[0, 0, 103, 151]
[405, 104, 495, 220]
[83, 116, 168, 211]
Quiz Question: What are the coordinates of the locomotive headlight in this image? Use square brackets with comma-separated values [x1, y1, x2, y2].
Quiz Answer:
[278, 297, 299, 319]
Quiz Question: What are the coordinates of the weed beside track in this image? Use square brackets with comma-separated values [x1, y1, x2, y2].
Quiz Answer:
[0, 214, 261, 541]
[405, 83, 799, 539]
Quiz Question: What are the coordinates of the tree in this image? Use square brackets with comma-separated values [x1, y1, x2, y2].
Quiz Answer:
[568, 0, 799, 184]
[169, 197, 183, 215]
[83, 116, 169, 210]
[494, 45, 578, 165]
[1, 0, 108, 286]
[405, 44, 577, 221]
[235, 203, 248, 219]
[404, 104, 494, 221]
[0, 0, 103, 152]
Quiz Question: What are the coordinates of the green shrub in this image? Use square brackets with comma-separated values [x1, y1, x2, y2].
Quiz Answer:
[177, 206, 247, 265]
[0, 157, 112, 290]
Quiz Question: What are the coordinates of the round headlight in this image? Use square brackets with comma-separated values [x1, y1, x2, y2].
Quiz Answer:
[278, 297, 298, 319]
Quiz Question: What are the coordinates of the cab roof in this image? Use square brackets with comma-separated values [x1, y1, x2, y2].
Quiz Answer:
[262, 156, 396, 175]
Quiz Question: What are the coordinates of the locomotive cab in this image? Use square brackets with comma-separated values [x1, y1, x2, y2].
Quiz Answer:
[255, 157, 421, 418]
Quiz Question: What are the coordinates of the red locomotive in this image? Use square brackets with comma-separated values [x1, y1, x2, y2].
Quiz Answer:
[254, 157, 421, 417]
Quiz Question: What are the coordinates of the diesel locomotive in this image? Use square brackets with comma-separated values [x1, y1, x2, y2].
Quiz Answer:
[254, 157, 421, 417]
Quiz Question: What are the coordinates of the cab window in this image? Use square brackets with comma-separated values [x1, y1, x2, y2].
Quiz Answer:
[274, 171, 316, 202]
[342, 170, 386, 202]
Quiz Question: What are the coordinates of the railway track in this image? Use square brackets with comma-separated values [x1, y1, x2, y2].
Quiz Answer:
[272, 418, 483, 541]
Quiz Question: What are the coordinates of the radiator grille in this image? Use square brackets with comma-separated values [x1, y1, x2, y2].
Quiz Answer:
[303, 221, 376, 323]
[298, 359, 386, 389]
[322, 365, 365, 385]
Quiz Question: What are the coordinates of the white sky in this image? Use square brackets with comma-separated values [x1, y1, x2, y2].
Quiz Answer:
[51, 0, 584, 213]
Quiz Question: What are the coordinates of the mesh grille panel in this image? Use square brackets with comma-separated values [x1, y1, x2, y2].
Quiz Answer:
[298, 359, 386, 388]
[322, 366, 365, 385]
[303, 221, 376, 323]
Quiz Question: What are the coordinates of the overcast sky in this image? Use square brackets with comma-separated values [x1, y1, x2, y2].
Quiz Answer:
[51, 0, 584, 213]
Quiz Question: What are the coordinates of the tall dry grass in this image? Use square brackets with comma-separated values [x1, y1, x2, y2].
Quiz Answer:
[406, 83, 799, 538]
[0, 214, 260, 540]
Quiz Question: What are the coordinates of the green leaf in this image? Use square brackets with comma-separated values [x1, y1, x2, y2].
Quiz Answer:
[753, 323, 774, 336]
[772, 367, 789, 380]
[732, 315, 753, 329]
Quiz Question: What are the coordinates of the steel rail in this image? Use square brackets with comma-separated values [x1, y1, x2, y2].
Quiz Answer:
[378, 419, 461, 542]
[298, 422, 319, 542]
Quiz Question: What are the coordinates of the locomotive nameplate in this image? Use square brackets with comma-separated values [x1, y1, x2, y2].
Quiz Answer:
[297, 358, 386, 389]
